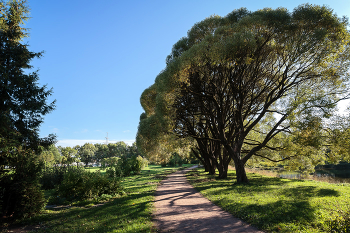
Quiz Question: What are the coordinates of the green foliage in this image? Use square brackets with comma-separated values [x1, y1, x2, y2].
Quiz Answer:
[137, 3, 350, 182]
[94, 142, 128, 162]
[130, 155, 145, 174]
[100, 156, 119, 169]
[40, 166, 78, 190]
[0, 0, 55, 150]
[1, 149, 46, 219]
[105, 155, 148, 178]
[37, 145, 61, 166]
[56, 168, 122, 202]
[59, 146, 78, 166]
[94, 143, 109, 162]
[0, 0, 56, 220]
[117, 155, 132, 177]
[168, 153, 183, 167]
[78, 143, 97, 166]
[2, 179, 46, 220]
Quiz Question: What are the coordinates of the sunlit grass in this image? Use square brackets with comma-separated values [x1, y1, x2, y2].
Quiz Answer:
[84, 167, 104, 173]
[13, 164, 192, 233]
[187, 168, 350, 233]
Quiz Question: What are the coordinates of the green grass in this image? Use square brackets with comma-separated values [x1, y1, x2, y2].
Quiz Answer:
[12, 164, 193, 233]
[187, 168, 350, 233]
[84, 167, 104, 173]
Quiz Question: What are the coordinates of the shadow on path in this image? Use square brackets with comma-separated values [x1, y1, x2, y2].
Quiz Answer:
[153, 167, 264, 233]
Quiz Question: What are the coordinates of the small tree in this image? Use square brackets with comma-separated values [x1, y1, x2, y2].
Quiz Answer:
[61, 146, 79, 166]
[78, 143, 97, 167]
[37, 145, 61, 167]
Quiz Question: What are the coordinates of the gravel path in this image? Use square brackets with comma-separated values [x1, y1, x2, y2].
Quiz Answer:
[154, 166, 264, 233]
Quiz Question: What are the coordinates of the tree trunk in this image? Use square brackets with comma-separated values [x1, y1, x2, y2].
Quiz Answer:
[224, 144, 248, 183]
[217, 165, 227, 179]
[191, 148, 207, 171]
[208, 161, 216, 175]
[216, 146, 231, 179]
[234, 159, 248, 183]
[218, 157, 230, 179]
[202, 151, 216, 175]
[206, 155, 216, 175]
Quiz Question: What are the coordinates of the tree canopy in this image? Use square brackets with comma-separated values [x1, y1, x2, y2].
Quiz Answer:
[137, 4, 350, 183]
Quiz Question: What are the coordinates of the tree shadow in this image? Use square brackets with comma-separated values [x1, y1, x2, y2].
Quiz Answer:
[19, 190, 156, 232]
[187, 168, 341, 231]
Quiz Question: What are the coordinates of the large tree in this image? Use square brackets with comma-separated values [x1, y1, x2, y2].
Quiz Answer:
[0, 0, 55, 218]
[138, 4, 350, 183]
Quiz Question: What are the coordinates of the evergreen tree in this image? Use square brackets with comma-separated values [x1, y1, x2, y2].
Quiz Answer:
[0, 0, 55, 219]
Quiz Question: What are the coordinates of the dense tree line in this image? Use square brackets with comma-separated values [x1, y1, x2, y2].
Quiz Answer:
[39, 142, 142, 168]
[137, 4, 350, 182]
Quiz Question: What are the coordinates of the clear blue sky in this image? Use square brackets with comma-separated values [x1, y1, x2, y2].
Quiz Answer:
[25, 0, 350, 147]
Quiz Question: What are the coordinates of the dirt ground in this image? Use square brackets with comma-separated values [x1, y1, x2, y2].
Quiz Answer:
[153, 167, 265, 233]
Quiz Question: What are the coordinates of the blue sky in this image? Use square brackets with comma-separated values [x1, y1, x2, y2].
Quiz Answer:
[25, 0, 350, 147]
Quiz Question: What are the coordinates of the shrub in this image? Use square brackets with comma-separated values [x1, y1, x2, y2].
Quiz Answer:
[98, 194, 113, 202]
[105, 166, 118, 178]
[105, 155, 148, 178]
[130, 155, 145, 174]
[40, 166, 73, 190]
[119, 156, 132, 176]
[57, 169, 122, 202]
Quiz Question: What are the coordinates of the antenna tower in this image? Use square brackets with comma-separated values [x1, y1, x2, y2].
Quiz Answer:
[105, 132, 109, 145]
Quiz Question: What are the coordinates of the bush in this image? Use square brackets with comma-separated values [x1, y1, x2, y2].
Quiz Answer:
[57, 168, 122, 202]
[119, 156, 132, 176]
[105, 155, 148, 178]
[130, 155, 145, 174]
[40, 166, 73, 190]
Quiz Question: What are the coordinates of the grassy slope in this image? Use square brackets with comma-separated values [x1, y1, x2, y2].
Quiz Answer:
[16, 165, 192, 233]
[187, 168, 350, 233]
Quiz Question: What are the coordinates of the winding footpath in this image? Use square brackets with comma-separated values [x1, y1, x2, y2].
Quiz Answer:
[153, 166, 264, 233]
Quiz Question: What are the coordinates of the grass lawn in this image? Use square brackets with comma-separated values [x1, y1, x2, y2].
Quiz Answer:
[11, 164, 193, 233]
[84, 167, 105, 173]
[187, 168, 350, 233]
